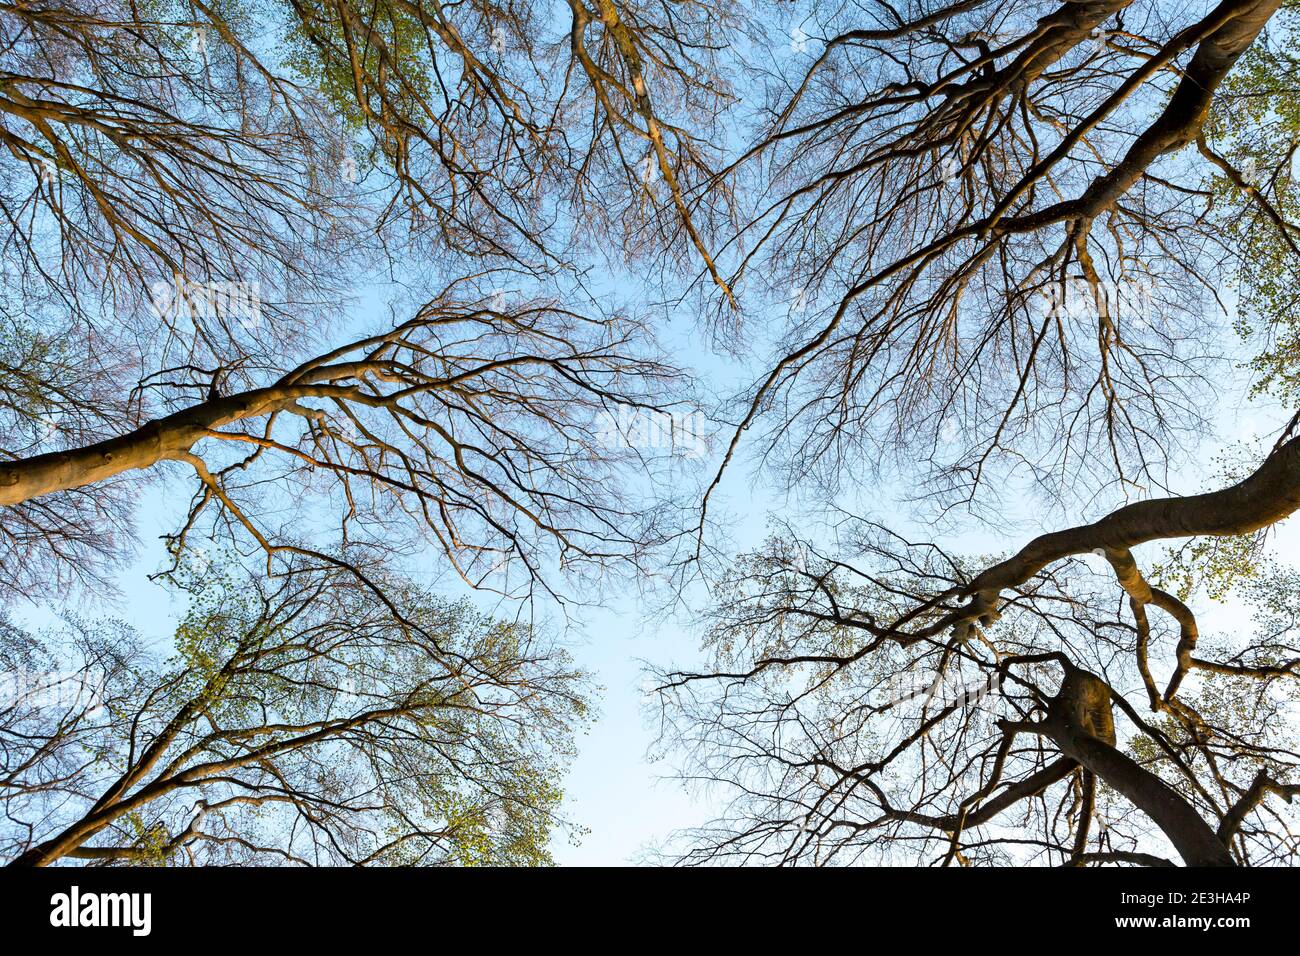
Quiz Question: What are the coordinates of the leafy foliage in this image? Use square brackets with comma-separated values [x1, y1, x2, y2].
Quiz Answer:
[1, 564, 589, 865]
[1207, 5, 1300, 398]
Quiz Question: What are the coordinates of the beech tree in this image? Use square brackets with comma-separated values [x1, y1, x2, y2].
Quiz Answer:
[655, 0, 1300, 867]
[693, 0, 1283, 510]
[0, 0, 737, 601]
[655, 444, 1300, 865]
[1, 559, 587, 866]
[0, 0, 729, 863]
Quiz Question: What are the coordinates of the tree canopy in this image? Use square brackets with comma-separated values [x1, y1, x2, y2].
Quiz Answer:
[2, 0, 1300, 866]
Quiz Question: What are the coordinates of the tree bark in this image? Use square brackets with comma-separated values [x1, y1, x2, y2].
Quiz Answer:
[0, 389, 291, 507]
[1045, 668, 1236, 867]
[964, 435, 1300, 600]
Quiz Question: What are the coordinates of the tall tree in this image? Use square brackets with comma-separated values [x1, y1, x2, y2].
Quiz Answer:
[705, 0, 1285, 511]
[0, 0, 735, 601]
[2, 559, 588, 866]
[656, 442, 1300, 865]
[7, 0, 1300, 868]
[0, 0, 735, 862]
[656, 0, 1300, 866]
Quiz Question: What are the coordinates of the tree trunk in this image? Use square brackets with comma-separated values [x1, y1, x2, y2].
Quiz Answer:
[1045, 668, 1235, 867]
[0, 390, 289, 507]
